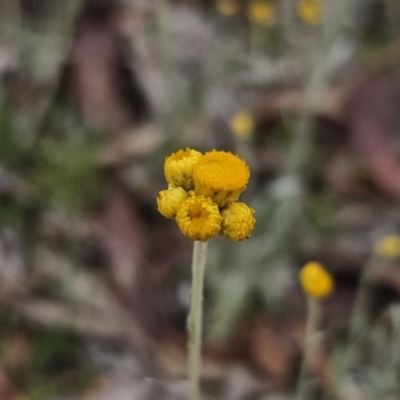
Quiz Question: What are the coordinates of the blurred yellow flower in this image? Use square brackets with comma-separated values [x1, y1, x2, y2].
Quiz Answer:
[218, 0, 240, 16]
[193, 150, 250, 207]
[300, 261, 334, 299]
[164, 148, 203, 191]
[375, 235, 400, 258]
[221, 202, 255, 241]
[176, 196, 222, 241]
[230, 111, 254, 138]
[157, 186, 188, 219]
[248, 0, 275, 25]
[297, 0, 322, 25]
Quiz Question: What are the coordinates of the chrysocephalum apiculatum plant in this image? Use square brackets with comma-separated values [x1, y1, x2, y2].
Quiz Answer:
[157, 148, 255, 400]
[157, 148, 255, 241]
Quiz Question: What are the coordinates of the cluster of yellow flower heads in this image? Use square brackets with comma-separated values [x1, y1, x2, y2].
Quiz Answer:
[300, 261, 334, 299]
[157, 148, 256, 242]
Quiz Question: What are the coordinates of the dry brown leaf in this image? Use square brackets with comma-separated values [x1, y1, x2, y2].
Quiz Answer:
[101, 124, 164, 166]
[0, 370, 20, 400]
[248, 317, 301, 384]
[347, 77, 400, 199]
[70, 2, 134, 133]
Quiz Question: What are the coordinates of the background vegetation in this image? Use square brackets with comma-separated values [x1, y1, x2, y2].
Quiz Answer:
[1, 0, 400, 399]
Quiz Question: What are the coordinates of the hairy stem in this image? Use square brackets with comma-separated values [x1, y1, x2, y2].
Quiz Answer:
[188, 241, 208, 400]
[296, 297, 321, 400]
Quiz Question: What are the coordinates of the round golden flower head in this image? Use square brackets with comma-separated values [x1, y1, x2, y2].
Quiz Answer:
[157, 186, 188, 219]
[218, 0, 240, 16]
[221, 202, 255, 241]
[230, 111, 254, 138]
[175, 196, 222, 242]
[299, 261, 334, 299]
[375, 235, 400, 258]
[297, 0, 322, 25]
[164, 148, 203, 191]
[248, 0, 276, 25]
[193, 150, 250, 207]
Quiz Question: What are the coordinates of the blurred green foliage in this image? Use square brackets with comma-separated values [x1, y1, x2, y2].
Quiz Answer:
[24, 327, 98, 400]
[32, 134, 104, 213]
[0, 106, 21, 166]
[0, 308, 97, 399]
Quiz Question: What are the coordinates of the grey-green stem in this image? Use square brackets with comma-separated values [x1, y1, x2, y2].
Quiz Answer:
[188, 241, 208, 400]
[296, 297, 321, 400]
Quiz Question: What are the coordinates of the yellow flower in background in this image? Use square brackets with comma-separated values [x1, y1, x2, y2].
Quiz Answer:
[375, 235, 400, 258]
[248, 0, 276, 25]
[221, 202, 255, 241]
[218, 0, 240, 16]
[230, 111, 254, 138]
[297, 0, 322, 26]
[193, 150, 250, 207]
[157, 186, 188, 219]
[300, 261, 334, 299]
[176, 196, 222, 242]
[164, 148, 203, 191]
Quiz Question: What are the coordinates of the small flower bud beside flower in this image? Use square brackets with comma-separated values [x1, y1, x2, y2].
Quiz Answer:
[375, 235, 400, 258]
[157, 186, 188, 219]
[221, 202, 255, 241]
[300, 261, 334, 299]
[164, 148, 203, 191]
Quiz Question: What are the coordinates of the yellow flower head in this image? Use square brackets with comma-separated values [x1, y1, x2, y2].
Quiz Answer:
[164, 148, 203, 191]
[249, 0, 276, 25]
[230, 111, 254, 138]
[193, 150, 250, 207]
[217, 0, 241, 16]
[300, 261, 334, 299]
[157, 186, 188, 219]
[297, 0, 322, 25]
[221, 202, 255, 241]
[176, 196, 222, 242]
[375, 235, 400, 258]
